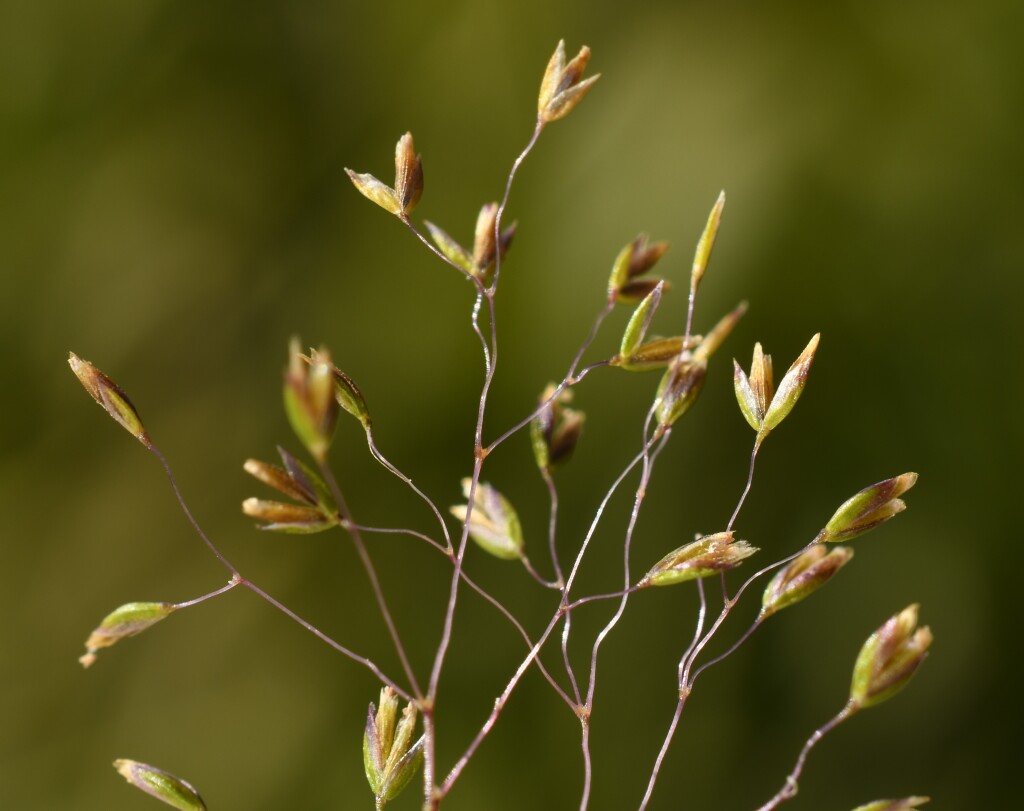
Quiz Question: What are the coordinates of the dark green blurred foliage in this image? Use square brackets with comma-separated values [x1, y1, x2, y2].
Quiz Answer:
[2, 0, 1020, 808]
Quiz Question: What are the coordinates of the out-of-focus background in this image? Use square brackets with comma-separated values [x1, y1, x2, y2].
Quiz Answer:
[2, 1, 1020, 808]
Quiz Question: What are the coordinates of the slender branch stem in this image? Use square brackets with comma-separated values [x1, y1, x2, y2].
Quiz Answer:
[438, 608, 567, 798]
[422, 119, 547, 806]
[346, 523, 448, 555]
[319, 460, 421, 697]
[543, 470, 565, 588]
[366, 427, 453, 551]
[459, 570, 575, 708]
[582, 421, 665, 711]
[148, 439, 408, 699]
[240, 578, 410, 700]
[638, 578, 708, 810]
[490, 119, 544, 294]
[147, 442, 238, 575]
[575, 411, 666, 808]
[521, 554, 561, 589]
[487, 358, 608, 457]
[727, 442, 760, 533]
[755, 703, 857, 811]
[172, 575, 241, 610]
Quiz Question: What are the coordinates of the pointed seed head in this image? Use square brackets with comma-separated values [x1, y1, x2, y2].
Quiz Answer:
[308, 348, 371, 430]
[80, 601, 177, 668]
[759, 333, 820, 434]
[363, 687, 424, 807]
[692, 301, 747, 362]
[68, 353, 149, 444]
[850, 604, 932, 709]
[393, 132, 423, 215]
[425, 221, 474, 275]
[530, 384, 585, 473]
[640, 531, 758, 587]
[655, 356, 707, 428]
[822, 473, 918, 542]
[618, 281, 665, 360]
[538, 40, 600, 123]
[450, 479, 524, 560]
[282, 339, 339, 462]
[733, 342, 775, 432]
[690, 190, 725, 293]
[851, 798, 930, 811]
[345, 168, 402, 216]
[113, 760, 207, 811]
[760, 545, 854, 619]
[243, 458, 316, 505]
[608, 234, 669, 299]
[242, 498, 336, 533]
[471, 202, 517, 281]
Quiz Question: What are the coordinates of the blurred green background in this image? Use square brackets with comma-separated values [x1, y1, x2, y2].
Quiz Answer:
[2, 0, 1020, 808]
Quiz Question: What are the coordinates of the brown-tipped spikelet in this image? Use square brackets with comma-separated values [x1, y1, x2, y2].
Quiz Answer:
[612, 280, 702, 371]
[113, 760, 206, 811]
[690, 191, 726, 294]
[692, 301, 747, 362]
[615, 281, 664, 361]
[530, 384, 585, 473]
[393, 132, 423, 215]
[472, 202, 516, 282]
[307, 348, 372, 430]
[655, 356, 708, 429]
[242, 498, 337, 534]
[821, 473, 918, 543]
[759, 333, 819, 434]
[283, 339, 339, 463]
[243, 444, 337, 533]
[538, 40, 600, 124]
[640, 531, 758, 587]
[363, 687, 424, 808]
[608, 234, 670, 302]
[851, 798, 930, 811]
[346, 132, 423, 218]
[425, 203, 516, 283]
[68, 353, 149, 445]
[849, 604, 932, 709]
[80, 601, 177, 668]
[733, 342, 775, 432]
[450, 479, 524, 560]
[760, 544, 854, 619]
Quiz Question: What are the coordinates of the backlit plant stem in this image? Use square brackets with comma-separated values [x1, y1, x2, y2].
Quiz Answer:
[755, 704, 856, 811]
[149, 441, 408, 697]
[318, 459, 422, 698]
[579, 412, 669, 808]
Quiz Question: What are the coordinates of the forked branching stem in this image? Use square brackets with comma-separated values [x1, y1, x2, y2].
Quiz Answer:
[318, 459, 422, 698]
[366, 427, 453, 552]
[148, 440, 409, 698]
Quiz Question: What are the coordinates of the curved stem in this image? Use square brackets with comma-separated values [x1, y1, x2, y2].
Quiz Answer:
[346, 523, 448, 555]
[755, 703, 857, 811]
[148, 440, 407, 698]
[639, 572, 708, 809]
[320, 460, 422, 698]
[727, 442, 760, 533]
[147, 442, 238, 575]
[172, 575, 241, 609]
[366, 427, 453, 551]
[241, 578, 410, 701]
[577, 411, 666, 808]
[438, 608, 567, 798]
[490, 119, 544, 294]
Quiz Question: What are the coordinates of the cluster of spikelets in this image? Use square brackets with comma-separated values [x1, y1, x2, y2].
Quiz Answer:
[67, 39, 932, 811]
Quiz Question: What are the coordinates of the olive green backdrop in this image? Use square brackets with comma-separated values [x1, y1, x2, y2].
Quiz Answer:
[2, 0, 1019, 808]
